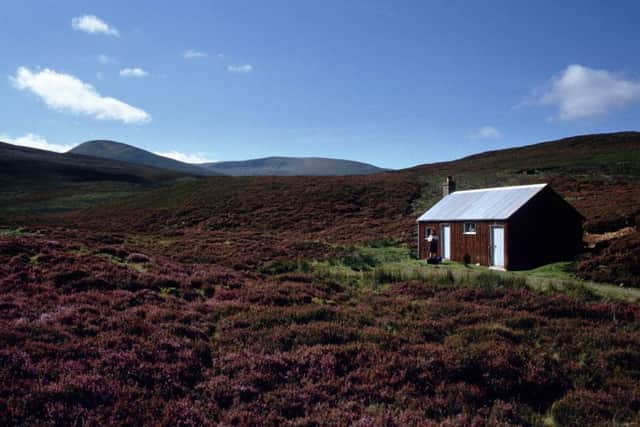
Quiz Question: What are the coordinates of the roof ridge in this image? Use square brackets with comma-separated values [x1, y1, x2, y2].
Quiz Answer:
[450, 183, 547, 195]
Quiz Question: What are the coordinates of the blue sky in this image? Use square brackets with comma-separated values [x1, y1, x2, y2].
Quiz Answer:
[2, 0, 640, 168]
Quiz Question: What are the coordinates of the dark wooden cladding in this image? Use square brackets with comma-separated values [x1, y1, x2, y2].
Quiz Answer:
[418, 221, 508, 268]
[417, 186, 583, 270]
[507, 186, 583, 269]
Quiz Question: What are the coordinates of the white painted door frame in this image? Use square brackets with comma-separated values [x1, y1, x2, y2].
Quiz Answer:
[440, 223, 451, 260]
[490, 225, 505, 268]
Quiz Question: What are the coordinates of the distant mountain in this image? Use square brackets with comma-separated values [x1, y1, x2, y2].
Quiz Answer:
[0, 141, 198, 216]
[199, 156, 387, 176]
[69, 140, 220, 176]
[69, 141, 386, 176]
[0, 141, 190, 185]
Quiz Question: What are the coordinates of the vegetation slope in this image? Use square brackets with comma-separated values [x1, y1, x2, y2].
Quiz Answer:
[1, 131, 639, 425]
[0, 141, 196, 217]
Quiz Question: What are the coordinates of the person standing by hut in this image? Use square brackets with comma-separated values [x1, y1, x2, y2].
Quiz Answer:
[427, 229, 439, 259]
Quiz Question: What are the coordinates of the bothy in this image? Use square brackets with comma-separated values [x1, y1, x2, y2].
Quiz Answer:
[417, 178, 583, 270]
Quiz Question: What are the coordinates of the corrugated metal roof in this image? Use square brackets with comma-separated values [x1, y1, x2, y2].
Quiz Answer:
[417, 183, 547, 222]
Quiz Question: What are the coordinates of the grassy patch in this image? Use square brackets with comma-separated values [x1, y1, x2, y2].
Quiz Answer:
[96, 252, 149, 273]
[258, 240, 639, 302]
[319, 243, 640, 302]
[0, 227, 33, 237]
[0, 191, 140, 215]
[518, 262, 577, 280]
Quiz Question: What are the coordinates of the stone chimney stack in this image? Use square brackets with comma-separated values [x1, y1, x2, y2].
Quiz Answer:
[442, 176, 456, 197]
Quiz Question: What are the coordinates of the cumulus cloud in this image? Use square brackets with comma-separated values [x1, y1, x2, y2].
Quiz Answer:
[183, 49, 207, 59]
[476, 125, 502, 139]
[71, 15, 118, 36]
[1, 133, 74, 153]
[528, 64, 640, 120]
[227, 64, 253, 73]
[11, 66, 151, 124]
[120, 67, 149, 78]
[154, 151, 214, 164]
[97, 54, 116, 64]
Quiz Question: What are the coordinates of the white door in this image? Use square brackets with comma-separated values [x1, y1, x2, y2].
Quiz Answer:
[441, 224, 451, 259]
[491, 226, 505, 267]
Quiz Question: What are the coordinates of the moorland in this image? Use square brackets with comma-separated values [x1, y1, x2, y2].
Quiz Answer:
[1, 132, 639, 425]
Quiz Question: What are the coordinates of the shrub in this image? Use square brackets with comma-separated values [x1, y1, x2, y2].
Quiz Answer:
[550, 390, 630, 426]
[126, 253, 150, 263]
[475, 272, 527, 291]
[342, 251, 378, 271]
[258, 260, 300, 275]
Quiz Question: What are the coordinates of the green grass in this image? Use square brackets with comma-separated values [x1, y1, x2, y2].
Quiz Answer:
[0, 176, 200, 218]
[518, 261, 576, 280]
[0, 227, 35, 237]
[96, 253, 149, 273]
[0, 190, 141, 215]
[332, 242, 412, 271]
[261, 241, 640, 303]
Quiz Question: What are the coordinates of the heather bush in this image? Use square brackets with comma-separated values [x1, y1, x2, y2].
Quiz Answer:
[577, 229, 640, 287]
[1, 231, 639, 425]
[258, 259, 300, 275]
[550, 390, 635, 426]
[126, 252, 150, 263]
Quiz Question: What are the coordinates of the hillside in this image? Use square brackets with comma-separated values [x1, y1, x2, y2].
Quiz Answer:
[200, 156, 387, 176]
[2, 131, 640, 425]
[67, 132, 640, 236]
[69, 140, 221, 176]
[411, 131, 640, 178]
[407, 131, 640, 233]
[61, 132, 639, 286]
[0, 141, 196, 217]
[3, 229, 639, 425]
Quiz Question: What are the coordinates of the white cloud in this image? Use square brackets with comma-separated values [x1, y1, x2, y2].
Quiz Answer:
[529, 64, 640, 120]
[120, 67, 149, 78]
[183, 49, 207, 59]
[97, 54, 116, 64]
[11, 66, 151, 124]
[154, 151, 215, 164]
[476, 125, 502, 139]
[1, 133, 73, 153]
[71, 15, 118, 36]
[227, 64, 253, 73]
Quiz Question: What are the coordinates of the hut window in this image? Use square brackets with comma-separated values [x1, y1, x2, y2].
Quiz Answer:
[463, 223, 476, 235]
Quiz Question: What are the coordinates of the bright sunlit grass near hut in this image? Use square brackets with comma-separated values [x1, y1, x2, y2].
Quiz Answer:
[255, 240, 640, 303]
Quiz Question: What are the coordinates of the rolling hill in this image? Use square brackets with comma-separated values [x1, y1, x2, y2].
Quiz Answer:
[68, 140, 220, 176]
[70, 140, 387, 176]
[0, 141, 190, 184]
[0, 141, 196, 216]
[65, 131, 640, 235]
[405, 131, 640, 233]
[199, 156, 387, 176]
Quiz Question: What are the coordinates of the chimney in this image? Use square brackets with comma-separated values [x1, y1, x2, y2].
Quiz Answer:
[442, 176, 456, 197]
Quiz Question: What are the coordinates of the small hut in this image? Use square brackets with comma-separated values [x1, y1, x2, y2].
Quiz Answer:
[416, 177, 583, 270]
